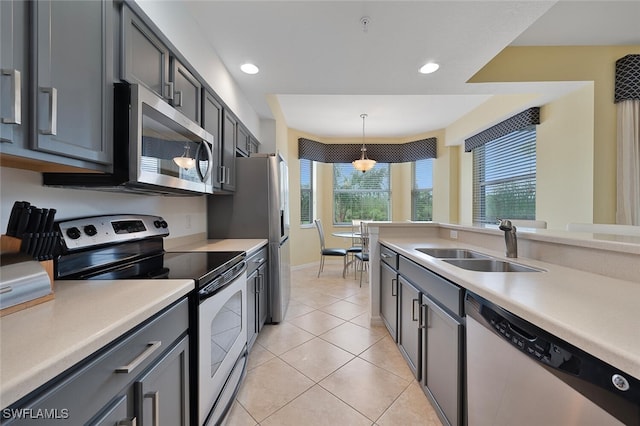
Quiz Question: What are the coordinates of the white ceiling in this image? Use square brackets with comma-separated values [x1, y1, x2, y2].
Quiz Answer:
[184, 0, 640, 139]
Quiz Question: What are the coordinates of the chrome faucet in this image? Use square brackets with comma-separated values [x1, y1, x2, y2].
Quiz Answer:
[498, 219, 518, 258]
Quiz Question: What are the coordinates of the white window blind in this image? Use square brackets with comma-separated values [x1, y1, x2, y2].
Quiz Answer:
[412, 158, 433, 221]
[333, 163, 390, 225]
[473, 128, 536, 224]
[300, 158, 313, 225]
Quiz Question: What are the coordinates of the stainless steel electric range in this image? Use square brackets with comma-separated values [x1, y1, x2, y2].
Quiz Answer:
[54, 214, 248, 426]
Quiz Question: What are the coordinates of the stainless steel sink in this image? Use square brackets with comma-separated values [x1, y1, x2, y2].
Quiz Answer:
[442, 259, 543, 273]
[416, 248, 491, 259]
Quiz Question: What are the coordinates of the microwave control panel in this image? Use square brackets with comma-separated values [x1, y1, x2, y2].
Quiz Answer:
[56, 214, 169, 252]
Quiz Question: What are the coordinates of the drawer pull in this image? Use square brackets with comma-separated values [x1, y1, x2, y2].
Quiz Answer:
[115, 341, 161, 373]
[253, 257, 266, 264]
[1, 69, 21, 125]
[145, 391, 160, 426]
[381, 253, 391, 259]
[118, 418, 137, 426]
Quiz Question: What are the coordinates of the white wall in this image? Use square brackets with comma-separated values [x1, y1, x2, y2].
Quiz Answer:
[0, 168, 207, 241]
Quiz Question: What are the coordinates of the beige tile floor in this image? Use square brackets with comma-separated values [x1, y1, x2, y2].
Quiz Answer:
[224, 261, 443, 425]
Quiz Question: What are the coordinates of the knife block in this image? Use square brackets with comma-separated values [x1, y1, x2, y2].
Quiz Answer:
[0, 235, 55, 317]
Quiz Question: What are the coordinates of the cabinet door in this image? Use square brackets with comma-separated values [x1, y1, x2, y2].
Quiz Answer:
[121, 5, 170, 100]
[236, 124, 250, 156]
[135, 336, 190, 426]
[0, 0, 27, 147]
[380, 262, 398, 341]
[33, 0, 112, 167]
[422, 294, 463, 426]
[88, 395, 132, 426]
[398, 276, 421, 379]
[257, 263, 269, 331]
[202, 90, 222, 190]
[171, 59, 201, 124]
[247, 269, 258, 349]
[221, 111, 237, 191]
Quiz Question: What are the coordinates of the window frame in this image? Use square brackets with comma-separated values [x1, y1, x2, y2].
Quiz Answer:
[472, 127, 537, 224]
[332, 162, 391, 225]
[411, 158, 434, 221]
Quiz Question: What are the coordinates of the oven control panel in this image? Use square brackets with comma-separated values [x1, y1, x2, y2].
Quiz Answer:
[56, 214, 169, 252]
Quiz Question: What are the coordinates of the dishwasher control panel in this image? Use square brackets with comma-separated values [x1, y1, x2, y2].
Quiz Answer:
[480, 305, 580, 374]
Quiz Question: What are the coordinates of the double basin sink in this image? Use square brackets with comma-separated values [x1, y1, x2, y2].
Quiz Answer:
[416, 248, 543, 273]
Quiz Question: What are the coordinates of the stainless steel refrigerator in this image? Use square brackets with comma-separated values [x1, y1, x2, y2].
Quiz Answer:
[207, 153, 290, 323]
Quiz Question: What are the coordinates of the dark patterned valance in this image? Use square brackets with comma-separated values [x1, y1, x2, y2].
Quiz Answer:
[615, 54, 640, 103]
[298, 137, 437, 163]
[464, 107, 540, 152]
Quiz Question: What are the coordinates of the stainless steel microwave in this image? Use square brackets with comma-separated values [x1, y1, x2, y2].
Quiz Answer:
[44, 83, 215, 195]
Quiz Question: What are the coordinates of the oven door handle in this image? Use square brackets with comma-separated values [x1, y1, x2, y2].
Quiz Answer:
[199, 263, 247, 302]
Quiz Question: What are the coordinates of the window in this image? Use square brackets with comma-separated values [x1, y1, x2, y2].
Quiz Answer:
[412, 158, 433, 221]
[300, 158, 313, 225]
[333, 163, 390, 225]
[473, 128, 536, 224]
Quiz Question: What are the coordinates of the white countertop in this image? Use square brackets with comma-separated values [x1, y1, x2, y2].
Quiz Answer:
[171, 238, 268, 254]
[0, 278, 193, 408]
[380, 237, 640, 380]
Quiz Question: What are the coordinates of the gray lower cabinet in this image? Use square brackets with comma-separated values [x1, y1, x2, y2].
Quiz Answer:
[380, 262, 398, 341]
[171, 59, 201, 124]
[422, 294, 464, 426]
[121, 4, 170, 101]
[379, 245, 399, 341]
[4, 299, 189, 425]
[247, 246, 269, 349]
[398, 276, 422, 379]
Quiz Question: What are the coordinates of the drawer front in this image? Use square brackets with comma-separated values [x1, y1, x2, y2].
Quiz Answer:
[399, 256, 463, 317]
[246, 245, 268, 276]
[9, 299, 189, 424]
[380, 244, 398, 270]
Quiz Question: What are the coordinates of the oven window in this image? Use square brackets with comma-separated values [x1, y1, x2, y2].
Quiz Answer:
[210, 290, 243, 377]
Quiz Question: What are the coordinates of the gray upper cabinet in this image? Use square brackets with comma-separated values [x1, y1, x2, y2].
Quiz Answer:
[171, 59, 201, 124]
[121, 4, 170, 101]
[221, 111, 237, 191]
[33, 0, 113, 167]
[203, 90, 222, 191]
[0, 0, 27, 148]
[236, 124, 250, 156]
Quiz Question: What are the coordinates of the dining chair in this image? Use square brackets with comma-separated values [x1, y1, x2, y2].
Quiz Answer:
[347, 220, 363, 277]
[314, 219, 347, 278]
[354, 221, 370, 287]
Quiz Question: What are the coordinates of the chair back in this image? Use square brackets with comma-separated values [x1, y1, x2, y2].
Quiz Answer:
[360, 221, 370, 254]
[314, 219, 327, 250]
[351, 220, 362, 247]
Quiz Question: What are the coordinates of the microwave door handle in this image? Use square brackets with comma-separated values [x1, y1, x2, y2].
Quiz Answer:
[195, 140, 213, 183]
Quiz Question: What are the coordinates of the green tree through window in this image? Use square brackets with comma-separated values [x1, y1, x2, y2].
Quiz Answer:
[333, 163, 390, 224]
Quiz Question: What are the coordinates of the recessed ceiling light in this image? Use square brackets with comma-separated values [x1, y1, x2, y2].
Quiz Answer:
[241, 63, 259, 75]
[419, 62, 440, 74]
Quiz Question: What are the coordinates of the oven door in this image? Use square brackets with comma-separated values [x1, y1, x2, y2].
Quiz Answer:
[130, 84, 215, 194]
[198, 271, 248, 425]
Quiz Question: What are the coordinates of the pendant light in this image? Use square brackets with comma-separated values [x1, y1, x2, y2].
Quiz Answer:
[173, 145, 196, 170]
[352, 113, 376, 173]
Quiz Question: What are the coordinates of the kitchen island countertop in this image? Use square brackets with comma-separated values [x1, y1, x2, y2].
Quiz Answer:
[0, 278, 193, 408]
[379, 236, 640, 381]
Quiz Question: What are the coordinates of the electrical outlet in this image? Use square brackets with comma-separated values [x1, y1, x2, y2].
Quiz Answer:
[185, 214, 192, 229]
[450, 230, 458, 239]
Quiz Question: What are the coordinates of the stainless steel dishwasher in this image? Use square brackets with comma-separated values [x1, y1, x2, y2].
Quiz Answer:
[465, 291, 640, 426]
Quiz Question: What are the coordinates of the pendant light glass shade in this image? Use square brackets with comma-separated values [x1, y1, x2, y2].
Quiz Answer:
[352, 113, 376, 173]
[173, 145, 196, 169]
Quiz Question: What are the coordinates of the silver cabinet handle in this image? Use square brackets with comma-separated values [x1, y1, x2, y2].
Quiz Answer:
[253, 258, 266, 264]
[118, 418, 137, 426]
[40, 87, 57, 135]
[174, 90, 182, 107]
[381, 253, 391, 259]
[391, 277, 397, 297]
[1, 69, 21, 125]
[115, 341, 161, 373]
[419, 303, 426, 329]
[0, 286, 12, 294]
[258, 273, 264, 293]
[412, 298, 420, 322]
[217, 165, 225, 185]
[225, 166, 231, 184]
[165, 82, 174, 100]
[144, 391, 160, 426]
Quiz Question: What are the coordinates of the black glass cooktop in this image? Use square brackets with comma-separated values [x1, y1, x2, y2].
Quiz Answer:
[57, 248, 244, 287]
